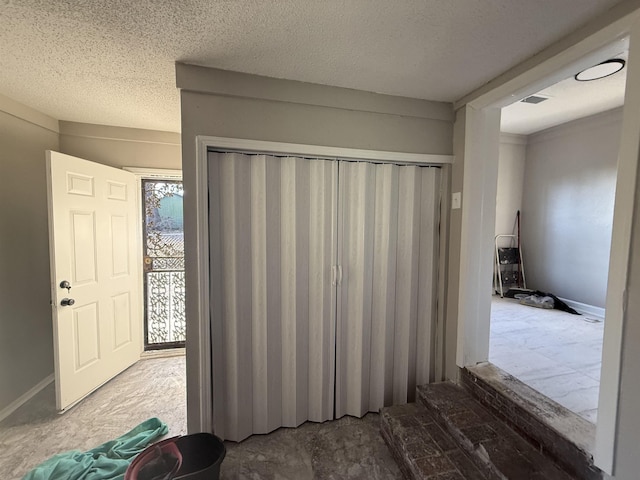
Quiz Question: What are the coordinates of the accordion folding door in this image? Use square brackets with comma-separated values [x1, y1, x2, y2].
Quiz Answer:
[208, 151, 440, 441]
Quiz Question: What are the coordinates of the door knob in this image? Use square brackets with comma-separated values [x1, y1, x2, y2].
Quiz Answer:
[61, 298, 75, 307]
[59, 280, 71, 292]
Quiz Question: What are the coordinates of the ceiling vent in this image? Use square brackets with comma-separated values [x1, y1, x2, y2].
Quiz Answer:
[520, 95, 549, 105]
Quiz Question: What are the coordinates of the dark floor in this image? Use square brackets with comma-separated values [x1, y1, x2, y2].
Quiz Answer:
[220, 413, 403, 480]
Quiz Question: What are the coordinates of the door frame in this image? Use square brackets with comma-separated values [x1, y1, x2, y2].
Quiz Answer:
[188, 136, 453, 433]
[123, 168, 183, 353]
[452, 8, 640, 474]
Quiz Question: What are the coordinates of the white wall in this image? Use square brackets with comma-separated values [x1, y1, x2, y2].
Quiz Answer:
[495, 134, 527, 238]
[521, 108, 621, 308]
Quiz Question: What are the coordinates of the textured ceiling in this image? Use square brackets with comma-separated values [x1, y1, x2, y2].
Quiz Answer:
[0, 0, 625, 133]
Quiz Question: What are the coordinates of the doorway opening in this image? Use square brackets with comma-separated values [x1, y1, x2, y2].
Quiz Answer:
[455, 29, 638, 472]
[142, 179, 186, 351]
[489, 47, 625, 428]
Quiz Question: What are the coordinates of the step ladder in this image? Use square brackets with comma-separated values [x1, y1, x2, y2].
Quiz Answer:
[495, 234, 526, 297]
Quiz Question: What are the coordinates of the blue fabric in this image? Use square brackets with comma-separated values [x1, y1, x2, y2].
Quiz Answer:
[23, 418, 168, 480]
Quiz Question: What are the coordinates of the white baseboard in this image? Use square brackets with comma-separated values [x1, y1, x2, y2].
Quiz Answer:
[558, 297, 605, 321]
[0, 374, 55, 422]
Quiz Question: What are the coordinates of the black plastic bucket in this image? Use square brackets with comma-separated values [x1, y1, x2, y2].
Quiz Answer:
[174, 433, 226, 479]
[126, 433, 226, 480]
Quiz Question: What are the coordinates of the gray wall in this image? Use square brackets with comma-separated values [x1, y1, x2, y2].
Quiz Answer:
[177, 65, 453, 155]
[521, 108, 621, 308]
[176, 63, 454, 431]
[0, 101, 59, 413]
[495, 134, 526, 237]
[0, 96, 181, 415]
[59, 122, 181, 170]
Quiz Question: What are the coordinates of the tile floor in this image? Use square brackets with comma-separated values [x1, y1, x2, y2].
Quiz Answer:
[489, 296, 605, 423]
[0, 355, 401, 480]
[221, 414, 402, 480]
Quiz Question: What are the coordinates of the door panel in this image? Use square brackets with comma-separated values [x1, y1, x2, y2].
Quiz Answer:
[113, 292, 133, 347]
[47, 150, 142, 411]
[335, 162, 441, 418]
[111, 215, 130, 275]
[335, 162, 376, 419]
[208, 152, 337, 441]
[70, 211, 98, 283]
[74, 303, 100, 368]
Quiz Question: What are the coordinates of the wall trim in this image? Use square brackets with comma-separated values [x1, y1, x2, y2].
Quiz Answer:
[190, 135, 213, 433]
[0, 374, 54, 422]
[499, 132, 528, 146]
[559, 297, 606, 321]
[201, 136, 454, 165]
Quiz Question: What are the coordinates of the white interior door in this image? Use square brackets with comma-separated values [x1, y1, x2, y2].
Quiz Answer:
[46, 151, 142, 411]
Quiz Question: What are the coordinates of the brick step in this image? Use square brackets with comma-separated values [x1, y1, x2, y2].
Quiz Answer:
[462, 364, 602, 480]
[417, 383, 574, 479]
[380, 403, 489, 479]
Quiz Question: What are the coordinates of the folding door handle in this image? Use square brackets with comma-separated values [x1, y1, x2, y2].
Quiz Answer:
[332, 265, 343, 286]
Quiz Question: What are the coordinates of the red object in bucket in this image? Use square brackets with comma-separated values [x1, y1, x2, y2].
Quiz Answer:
[126, 433, 226, 480]
[125, 437, 182, 480]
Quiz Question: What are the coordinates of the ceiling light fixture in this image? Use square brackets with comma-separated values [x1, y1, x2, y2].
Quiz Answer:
[575, 58, 625, 81]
